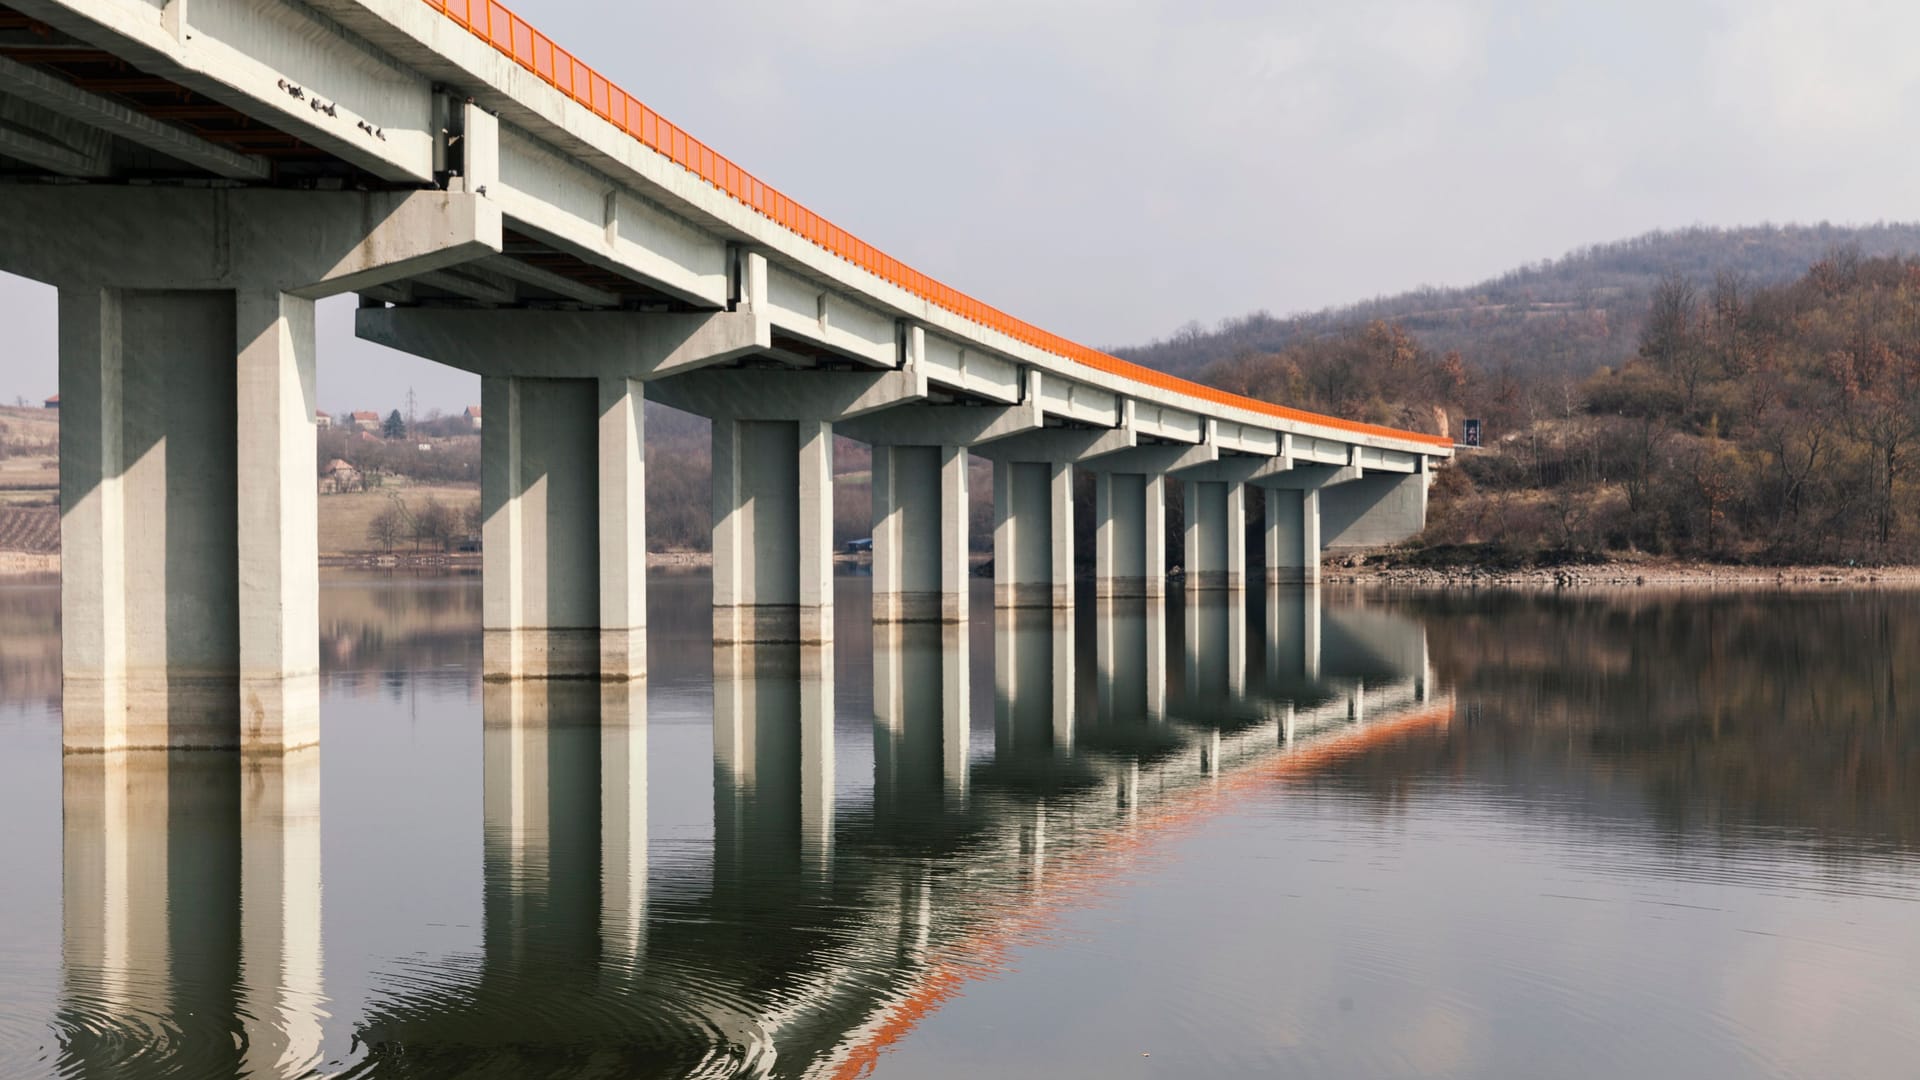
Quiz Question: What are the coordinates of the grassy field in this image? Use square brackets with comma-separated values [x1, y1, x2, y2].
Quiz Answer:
[319, 483, 479, 556]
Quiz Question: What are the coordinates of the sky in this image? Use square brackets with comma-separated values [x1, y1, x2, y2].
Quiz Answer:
[7, 0, 1920, 414]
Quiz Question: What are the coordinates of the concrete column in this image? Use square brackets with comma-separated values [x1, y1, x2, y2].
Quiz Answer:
[1225, 481, 1247, 591]
[1094, 473, 1149, 598]
[1185, 479, 1231, 590]
[994, 460, 1054, 608]
[1050, 461, 1075, 608]
[60, 287, 242, 751]
[597, 378, 646, 680]
[1144, 473, 1167, 599]
[1265, 487, 1321, 586]
[236, 290, 321, 751]
[482, 376, 602, 678]
[713, 419, 834, 644]
[939, 446, 971, 625]
[872, 444, 967, 624]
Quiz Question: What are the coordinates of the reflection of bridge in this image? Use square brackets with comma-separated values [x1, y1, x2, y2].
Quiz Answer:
[4, 0, 1448, 754]
[56, 589, 1448, 1077]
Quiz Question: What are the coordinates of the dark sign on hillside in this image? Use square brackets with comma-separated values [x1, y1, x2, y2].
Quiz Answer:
[1462, 419, 1482, 448]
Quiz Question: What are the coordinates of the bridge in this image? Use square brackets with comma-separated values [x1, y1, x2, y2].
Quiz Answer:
[0, 0, 1452, 753]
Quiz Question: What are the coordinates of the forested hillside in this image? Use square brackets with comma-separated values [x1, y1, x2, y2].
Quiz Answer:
[1116, 223, 1920, 380]
[1427, 252, 1920, 561]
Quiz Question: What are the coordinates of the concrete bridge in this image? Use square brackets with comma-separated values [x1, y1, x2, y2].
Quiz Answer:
[0, 0, 1451, 754]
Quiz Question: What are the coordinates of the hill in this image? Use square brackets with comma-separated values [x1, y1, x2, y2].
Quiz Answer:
[1113, 223, 1920, 379]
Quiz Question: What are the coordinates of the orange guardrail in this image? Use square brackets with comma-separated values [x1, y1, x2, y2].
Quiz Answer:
[421, 0, 1454, 450]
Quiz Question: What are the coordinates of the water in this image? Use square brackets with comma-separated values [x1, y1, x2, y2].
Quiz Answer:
[2, 574, 1918, 1078]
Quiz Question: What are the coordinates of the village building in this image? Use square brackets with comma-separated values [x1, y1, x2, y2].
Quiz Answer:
[319, 458, 364, 494]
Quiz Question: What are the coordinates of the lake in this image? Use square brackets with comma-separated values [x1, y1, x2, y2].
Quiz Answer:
[1, 573, 1917, 1078]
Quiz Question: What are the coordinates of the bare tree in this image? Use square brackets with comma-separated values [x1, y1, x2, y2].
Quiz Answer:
[366, 502, 407, 552]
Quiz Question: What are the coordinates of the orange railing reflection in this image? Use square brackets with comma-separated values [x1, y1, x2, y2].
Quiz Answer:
[420, 0, 1454, 450]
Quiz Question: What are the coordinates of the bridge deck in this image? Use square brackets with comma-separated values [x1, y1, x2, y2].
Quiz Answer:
[414, 0, 1450, 451]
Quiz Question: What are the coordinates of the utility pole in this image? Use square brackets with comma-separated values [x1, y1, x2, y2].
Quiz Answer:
[405, 386, 417, 436]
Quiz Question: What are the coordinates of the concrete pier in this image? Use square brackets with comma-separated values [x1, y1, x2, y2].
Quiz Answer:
[993, 460, 1074, 608]
[712, 419, 836, 645]
[1265, 488, 1322, 586]
[871, 444, 970, 624]
[7, 187, 497, 753]
[481, 374, 648, 680]
[60, 288, 244, 751]
[1094, 473, 1152, 598]
[1184, 480, 1247, 591]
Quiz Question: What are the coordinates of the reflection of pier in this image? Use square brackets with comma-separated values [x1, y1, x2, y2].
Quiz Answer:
[58, 751, 323, 1079]
[54, 588, 1445, 1077]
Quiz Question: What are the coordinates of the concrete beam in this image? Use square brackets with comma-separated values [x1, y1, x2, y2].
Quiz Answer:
[10, 0, 436, 183]
[415, 266, 517, 305]
[0, 53, 269, 179]
[1177, 453, 1285, 484]
[0, 187, 500, 296]
[648, 366, 926, 422]
[1258, 446, 1364, 491]
[356, 305, 769, 379]
[974, 424, 1136, 464]
[834, 399, 1042, 447]
[0, 98, 110, 175]
[478, 254, 623, 308]
[493, 124, 731, 307]
[1086, 440, 1217, 475]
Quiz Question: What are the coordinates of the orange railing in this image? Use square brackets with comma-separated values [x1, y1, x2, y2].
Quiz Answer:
[421, 0, 1453, 450]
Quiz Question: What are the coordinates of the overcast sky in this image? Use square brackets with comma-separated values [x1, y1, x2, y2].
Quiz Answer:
[5, 0, 1920, 414]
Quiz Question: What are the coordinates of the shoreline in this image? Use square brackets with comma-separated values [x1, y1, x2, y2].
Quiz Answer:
[1325, 556, 1920, 589]
[8, 547, 1920, 589]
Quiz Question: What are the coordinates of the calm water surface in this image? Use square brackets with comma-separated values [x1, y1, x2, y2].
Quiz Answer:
[1, 573, 1917, 1078]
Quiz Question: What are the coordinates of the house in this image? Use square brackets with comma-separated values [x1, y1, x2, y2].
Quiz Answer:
[43, 394, 58, 409]
[349, 410, 380, 432]
[319, 458, 363, 494]
[315, 409, 333, 429]
[464, 405, 482, 431]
